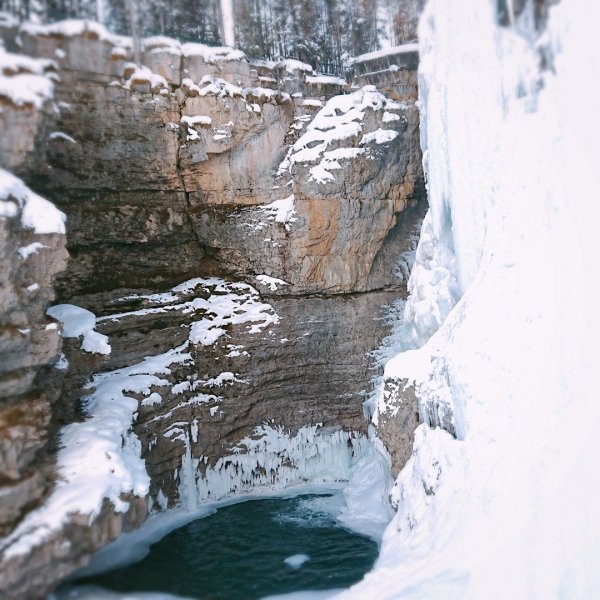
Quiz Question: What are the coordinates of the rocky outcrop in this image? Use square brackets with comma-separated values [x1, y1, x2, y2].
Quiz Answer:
[0, 176, 67, 536]
[0, 47, 69, 545]
[376, 378, 421, 479]
[0, 19, 425, 598]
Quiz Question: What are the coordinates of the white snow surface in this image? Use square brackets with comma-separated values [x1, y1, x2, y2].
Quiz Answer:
[20, 18, 113, 40]
[18, 241, 48, 259]
[253, 194, 297, 231]
[278, 86, 401, 184]
[49, 131, 77, 143]
[305, 74, 346, 86]
[263, 592, 343, 600]
[350, 42, 419, 65]
[181, 42, 244, 63]
[47, 304, 111, 355]
[341, 1, 600, 599]
[359, 128, 398, 145]
[17, 19, 244, 64]
[123, 64, 168, 92]
[0, 168, 66, 234]
[0, 46, 55, 108]
[253, 58, 313, 74]
[256, 274, 289, 291]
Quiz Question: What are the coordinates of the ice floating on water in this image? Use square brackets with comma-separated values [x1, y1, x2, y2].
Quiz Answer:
[284, 554, 310, 569]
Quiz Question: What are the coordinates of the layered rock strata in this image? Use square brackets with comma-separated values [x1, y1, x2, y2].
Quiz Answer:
[0, 20, 425, 598]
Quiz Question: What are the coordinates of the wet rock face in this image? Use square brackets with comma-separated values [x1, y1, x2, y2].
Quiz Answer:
[0, 21, 425, 598]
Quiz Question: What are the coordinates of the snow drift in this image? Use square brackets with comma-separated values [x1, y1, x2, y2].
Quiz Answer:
[341, 0, 600, 598]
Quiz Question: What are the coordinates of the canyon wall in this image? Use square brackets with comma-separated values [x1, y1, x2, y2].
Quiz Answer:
[0, 19, 424, 598]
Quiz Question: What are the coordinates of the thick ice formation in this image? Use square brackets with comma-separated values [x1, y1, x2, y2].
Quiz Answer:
[342, 0, 600, 598]
[178, 424, 371, 511]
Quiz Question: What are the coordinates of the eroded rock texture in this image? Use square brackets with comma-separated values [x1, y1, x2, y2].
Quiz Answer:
[0, 20, 425, 598]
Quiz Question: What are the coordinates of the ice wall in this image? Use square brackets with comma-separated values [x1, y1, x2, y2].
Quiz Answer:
[341, 0, 600, 598]
[175, 424, 371, 510]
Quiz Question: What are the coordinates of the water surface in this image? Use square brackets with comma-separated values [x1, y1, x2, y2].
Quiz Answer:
[71, 494, 378, 599]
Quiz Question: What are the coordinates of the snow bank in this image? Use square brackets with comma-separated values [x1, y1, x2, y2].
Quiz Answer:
[196, 74, 242, 98]
[344, 1, 600, 598]
[261, 194, 296, 226]
[360, 128, 398, 145]
[281, 58, 313, 74]
[47, 304, 111, 355]
[180, 114, 212, 140]
[20, 19, 113, 41]
[0, 342, 184, 559]
[0, 168, 65, 234]
[306, 74, 345, 86]
[350, 42, 419, 65]
[123, 64, 168, 93]
[0, 47, 54, 108]
[181, 42, 245, 63]
[17, 19, 245, 65]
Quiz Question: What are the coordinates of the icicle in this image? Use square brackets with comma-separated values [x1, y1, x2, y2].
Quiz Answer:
[188, 425, 370, 504]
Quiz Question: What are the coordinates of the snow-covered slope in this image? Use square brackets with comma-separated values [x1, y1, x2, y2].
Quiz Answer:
[341, 0, 600, 598]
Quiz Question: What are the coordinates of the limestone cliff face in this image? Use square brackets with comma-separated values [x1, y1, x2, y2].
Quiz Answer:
[0, 46, 65, 531]
[0, 20, 424, 598]
[0, 183, 67, 535]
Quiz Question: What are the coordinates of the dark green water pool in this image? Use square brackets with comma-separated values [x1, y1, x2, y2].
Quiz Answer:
[71, 494, 379, 599]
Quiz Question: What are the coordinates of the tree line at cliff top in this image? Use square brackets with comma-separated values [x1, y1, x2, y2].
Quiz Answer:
[0, 0, 421, 75]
